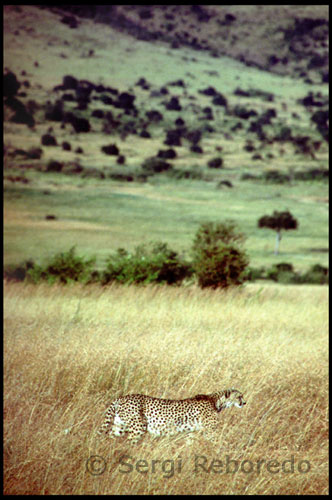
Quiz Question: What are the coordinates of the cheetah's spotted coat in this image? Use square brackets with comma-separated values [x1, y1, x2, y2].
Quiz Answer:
[98, 388, 246, 442]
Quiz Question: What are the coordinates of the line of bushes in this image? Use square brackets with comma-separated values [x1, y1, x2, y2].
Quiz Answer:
[241, 167, 328, 184]
[3, 244, 193, 286]
[3, 225, 328, 288]
[246, 262, 328, 285]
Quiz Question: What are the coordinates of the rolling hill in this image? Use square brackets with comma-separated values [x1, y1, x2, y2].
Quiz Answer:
[3, 5, 328, 272]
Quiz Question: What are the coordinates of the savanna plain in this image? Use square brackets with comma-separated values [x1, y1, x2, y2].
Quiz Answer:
[4, 282, 328, 494]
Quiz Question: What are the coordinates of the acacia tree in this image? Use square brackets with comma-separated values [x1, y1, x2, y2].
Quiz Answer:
[258, 210, 298, 255]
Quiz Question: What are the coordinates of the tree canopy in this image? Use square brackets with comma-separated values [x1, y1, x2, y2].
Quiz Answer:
[258, 210, 298, 254]
[258, 210, 298, 232]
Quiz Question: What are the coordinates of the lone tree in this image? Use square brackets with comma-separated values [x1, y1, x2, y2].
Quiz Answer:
[258, 210, 298, 255]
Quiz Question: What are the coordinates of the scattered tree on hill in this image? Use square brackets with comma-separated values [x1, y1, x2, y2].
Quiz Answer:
[258, 210, 298, 255]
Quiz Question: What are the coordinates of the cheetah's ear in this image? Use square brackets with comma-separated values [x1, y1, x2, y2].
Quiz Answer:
[224, 389, 231, 398]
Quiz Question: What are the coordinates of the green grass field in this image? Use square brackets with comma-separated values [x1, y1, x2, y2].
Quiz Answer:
[4, 174, 328, 272]
[4, 281, 328, 494]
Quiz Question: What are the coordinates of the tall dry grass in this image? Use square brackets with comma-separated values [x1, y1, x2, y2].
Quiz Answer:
[4, 281, 328, 494]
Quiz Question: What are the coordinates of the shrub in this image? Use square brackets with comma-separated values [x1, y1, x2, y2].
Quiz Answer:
[45, 100, 64, 121]
[293, 168, 329, 182]
[157, 148, 177, 159]
[274, 126, 292, 141]
[311, 109, 328, 141]
[301, 264, 328, 285]
[241, 172, 258, 181]
[245, 266, 266, 281]
[193, 220, 246, 248]
[164, 129, 182, 146]
[168, 166, 205, 180]
[266, 263, 297, 283]
[41, 134, 57, 146]
[101, 143, 119, 155]
[207, 157, 223, 169]
[102, 242, 192, 286]
[46, 160, 63, 172]
[26, 247, 96, 284]
[3, 71, 21, 98]
[234, 87, 274, 102]
[4, 260, 35, 282]
[141, 157, 173, 175]
[194, 245, 249, 288]
[232, 106, 257, 119]
[185, 129, 202, 145]
[191, 221, 249, 289]
[262, 170, 290, 184]
[81, 167, 105, 179]
[253, 262, 329, 285]
[212, 94, 228, 107]
[138, 8, 153, 20]
[108, 171, 135, 182]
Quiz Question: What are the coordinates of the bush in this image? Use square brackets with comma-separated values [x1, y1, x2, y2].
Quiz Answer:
[141, 157, 173, 175]
[293, 168, 329, 182]
[245, 266, 266, 281]
[102, 242, 192, 286]
[251, 262, 329, 285]
[241, 173, 258, 181]
[108, 171, 135, 182]
[26, 247, 96, 284]
[262, 170, 290, 184]
[138, 8, 153, 19]
[301, 264, 328, 285]
[194, 245, 249, 288]
[168, 166, 205, 180]
[191, 221, 249, 289]
[4, 260, 35, 282]
[46, 160, 63, 172]
[266, 263, 295, 282]
[207, 157, 223, 169]
[274, 126, 292, 141]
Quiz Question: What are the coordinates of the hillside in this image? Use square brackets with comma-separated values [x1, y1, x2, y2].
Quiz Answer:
[3, 5, 329, 272]
[49, 5, 329, 84]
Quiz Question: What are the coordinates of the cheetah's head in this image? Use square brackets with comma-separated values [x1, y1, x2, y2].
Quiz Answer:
[214, 388, 246, 412]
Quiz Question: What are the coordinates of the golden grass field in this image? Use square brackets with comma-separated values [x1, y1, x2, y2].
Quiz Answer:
[4, 281, 328, 494]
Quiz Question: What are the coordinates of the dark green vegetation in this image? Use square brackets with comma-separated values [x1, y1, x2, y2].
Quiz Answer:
[4, 6, 328, 281]
[102, 242, 192, 286]
[191, 221, 248, 288]
[4, 234, 328, 287]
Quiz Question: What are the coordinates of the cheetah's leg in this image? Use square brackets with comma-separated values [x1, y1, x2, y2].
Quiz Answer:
[126, 413, 148, 443]
[98, 403, 116, 436]
[202, 416, 219, 443]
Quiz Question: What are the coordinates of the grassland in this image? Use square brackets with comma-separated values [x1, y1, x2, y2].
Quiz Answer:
[3, 281, 328, 494]
[4, 174, 328, 272]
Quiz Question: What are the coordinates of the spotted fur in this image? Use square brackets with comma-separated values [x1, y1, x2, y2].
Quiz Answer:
[98, 388, 246, 442]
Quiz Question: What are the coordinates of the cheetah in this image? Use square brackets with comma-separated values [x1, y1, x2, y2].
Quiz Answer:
[98, 388, 246, 443]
